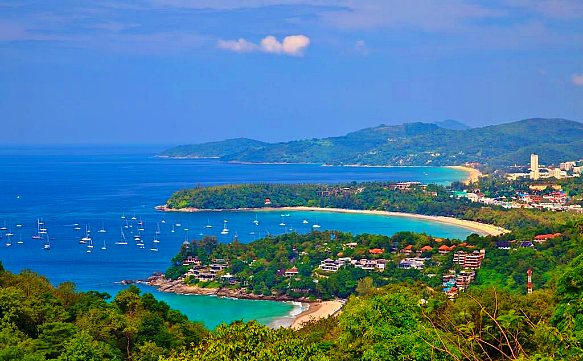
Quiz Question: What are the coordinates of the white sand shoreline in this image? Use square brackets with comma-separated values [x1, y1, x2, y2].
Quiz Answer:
[158, 206, 508, 236]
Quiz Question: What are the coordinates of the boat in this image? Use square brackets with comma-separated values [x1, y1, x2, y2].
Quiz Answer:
[87, 238, 94, 249]
[121, 212, 126, 219]
[131, 213, 137, 220]
[205, 219, 212, 228]
[155, 223, 161, 235]
[153, 233, 160, 243]
[43, 234, 51, 250]
[302, 219, 309, 224]
[279, 216, 286, 227]
[17, 230, 23, 244]
[253, 215, 259, 226]
[124, 219, 129, 229]
[115, 228, 128, 245]
[175, 223, 182, 227]
[73, 223, 81, 230]
[16, 224, 22, 228]
[312, 223, 321, 229]
[80, 225, 91, 244]
[220, 220, 229, 235]
[98, 222, 107, 233]
[0, 221, 7, 231]
[101, 239, 107, 250]
[171, 224, 175, 233]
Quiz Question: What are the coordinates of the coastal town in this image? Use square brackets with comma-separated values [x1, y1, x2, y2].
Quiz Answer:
[454, 154, 583, 212]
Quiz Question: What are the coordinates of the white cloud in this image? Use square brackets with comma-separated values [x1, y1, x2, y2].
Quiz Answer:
[217, 38, 258, 52]
[572, 73, 583, 86]
[218, 34, 310, 56]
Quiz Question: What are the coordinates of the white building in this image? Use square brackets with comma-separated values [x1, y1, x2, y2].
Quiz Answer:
[530, 153, 540, 180]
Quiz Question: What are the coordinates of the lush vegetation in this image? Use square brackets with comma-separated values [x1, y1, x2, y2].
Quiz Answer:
[4, 255, 582, 360]
[0, 265, 207, 360]
[162, 261, 583, 361]
[160, 118, 583, 167]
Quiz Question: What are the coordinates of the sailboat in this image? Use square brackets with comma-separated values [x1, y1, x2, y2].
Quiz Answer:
[5, 233, 12, 247]
[171, 224, 175, 233]
[43, 234, 51, 250]
[0, 221, 7, 231]
[253, 215, 259, 226]
[279, 216, 286, 227]
[138, 219, 145, 231]
[312, 217, 321, 229]
[302, 219, 309, 224]
[80, 225, 91, 244]
[121, 212, 126, 219]
[220, 220, 229, 235]
[116, 227, 128, 245]
[124, 219, 129, 229]
[205, 219, 212, 228]
[150, 235, 159, 251]
[98, 222, 107, 233]
[160, 214, 166, 224]
[101, 238, 107, 250]
[17, 230, 23, 244]
[155, 223, 161, 235]
[131, 212, 137, 220]
[87, 237, 94, 249]
[73, 223, 81, 230]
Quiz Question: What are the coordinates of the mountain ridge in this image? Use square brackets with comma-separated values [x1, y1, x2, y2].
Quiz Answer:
[160, 118, 583, 166]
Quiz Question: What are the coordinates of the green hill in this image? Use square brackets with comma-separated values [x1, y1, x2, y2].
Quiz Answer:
[160, 118, 583, 166]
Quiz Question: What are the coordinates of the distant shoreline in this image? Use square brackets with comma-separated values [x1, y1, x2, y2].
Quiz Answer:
[446, 165, 481, 184]
[156, 206, 508, 236]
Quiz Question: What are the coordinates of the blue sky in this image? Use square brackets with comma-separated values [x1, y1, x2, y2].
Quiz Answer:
[0, 0, 582, 145]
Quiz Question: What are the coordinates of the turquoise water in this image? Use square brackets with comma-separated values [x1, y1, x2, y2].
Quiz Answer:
[0, 146, 471, 328]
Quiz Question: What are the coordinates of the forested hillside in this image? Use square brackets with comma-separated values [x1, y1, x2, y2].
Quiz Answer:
[160, 118, 583, 167]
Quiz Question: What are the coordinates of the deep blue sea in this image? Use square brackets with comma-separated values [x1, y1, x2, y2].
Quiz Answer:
[0, 146, 471, 328]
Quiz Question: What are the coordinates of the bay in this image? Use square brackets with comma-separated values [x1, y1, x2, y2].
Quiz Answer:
[0, 146, 472, 328]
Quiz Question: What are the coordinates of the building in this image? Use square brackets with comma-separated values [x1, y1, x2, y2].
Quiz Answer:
[284, 266, 299, 277]
[530, 153, 540, 180]
[453, 249, 485, 269]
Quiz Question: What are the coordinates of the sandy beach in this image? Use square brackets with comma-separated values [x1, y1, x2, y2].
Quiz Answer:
[447, 165, 482, 184]
[159, 205, 508, 236]
[290, 300, 344, 329]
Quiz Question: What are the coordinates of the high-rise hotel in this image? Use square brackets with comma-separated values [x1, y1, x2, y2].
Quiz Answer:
[530, 153, 540, 180]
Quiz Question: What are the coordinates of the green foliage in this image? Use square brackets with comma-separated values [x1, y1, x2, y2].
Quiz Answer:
[0, 268, 207, 360]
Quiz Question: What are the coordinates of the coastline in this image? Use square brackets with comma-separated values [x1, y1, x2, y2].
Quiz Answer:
[447, 165, 481, 184]
[157, 205, 508, 236]
[289, 300, 344, 329]
[145, 274, 343, 329]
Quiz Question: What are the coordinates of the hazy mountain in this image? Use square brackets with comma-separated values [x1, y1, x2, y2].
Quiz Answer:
[432, 119, 470, 130]
[160, 118, 583, 166]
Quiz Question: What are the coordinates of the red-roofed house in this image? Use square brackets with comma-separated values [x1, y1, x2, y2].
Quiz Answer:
[420, 245, 433, 252]
[369, 248, 385, 255]
[400, 245, 413, 254]
[439, 245, 455, 254]
[284, 266, 299, 277]
[534, 233, 561, 242]
[264, 198, 272, 205]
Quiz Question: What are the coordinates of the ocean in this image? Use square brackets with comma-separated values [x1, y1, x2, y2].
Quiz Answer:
[0, 145, 472, 328]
